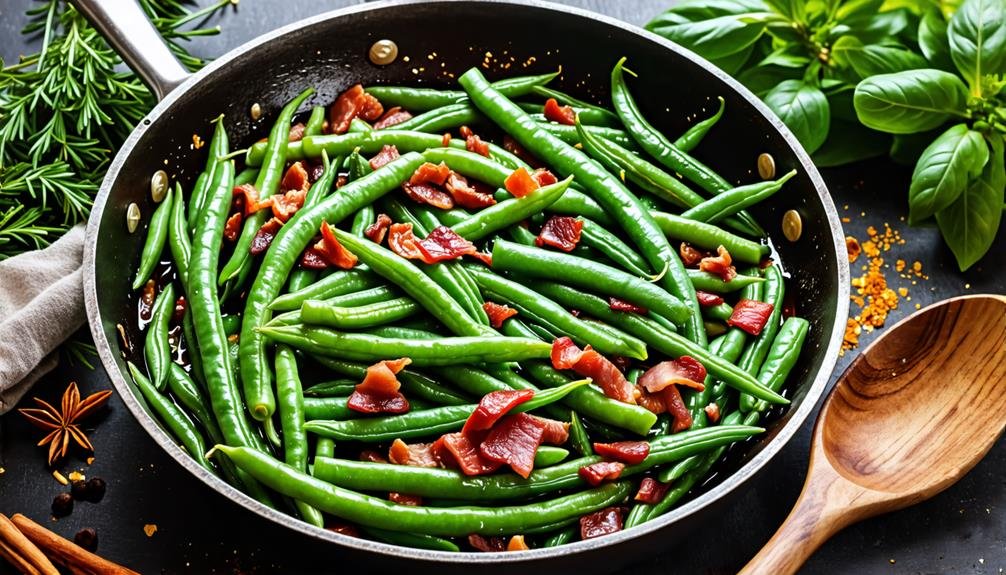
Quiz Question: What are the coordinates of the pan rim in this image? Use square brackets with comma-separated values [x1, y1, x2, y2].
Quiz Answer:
[83, 0, 850, 563]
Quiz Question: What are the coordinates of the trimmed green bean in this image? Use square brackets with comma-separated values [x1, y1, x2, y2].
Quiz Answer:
[681, 170, 796, 224]
[132, 184, 173, 290]
[276, 345, 325, 527]
[270, 269, 382, 311]
[168, 183, 191, 289]
[688, 269, 765, 293]
[128, 362, 212, 472]
[652, 212, 768, 264]
[750, 317, 809, 412]
[675, 96, 725, 152]
[301, 297, 420, 329]
[144, 282, 175, 391]
[365, 71, 559, 112]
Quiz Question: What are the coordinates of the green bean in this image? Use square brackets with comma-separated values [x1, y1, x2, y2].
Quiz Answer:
[569, 412, 592, 457]
[188, 118, 228, 233]
[128, 362, 212, 472]
[398, 371, 471, 406]
[738, 264, 787, 410]
[520, 104, 619, 128]
[132, 184, 173, 290]
[144, 282, 175, 391]
[301, 297, 420, 329]
[451, 177, 573, 241]
[508, 224, 539, 246]
[314, 438, 336, 461]
[578, 218, 651, 277]
[391, 102, 477, 132]
[750, 317, 809, 412]
[539, 123, 636, 150]
[186, 172, 209, 233]
[651, 212, 769, 265]
[304, 397, 351, 421]
[275, 345, 325, 527]
[311, 356, 369, 379]
[288, 152, 341, 294]
[546, 188, 613, 226]
[544, 525, 578, 547]
[361, 527, 460, 552]
[681, 170, 796, 224]
[235, 167, 258, 187]
[348, 118, 373, 133]
[167, 183, 191, 289]
[675, 96, 725, 152]
[534, 446, 569, 467]
[304, 105, 326, 137]
[530, 85, 619, 124]
[270, 269, 382, 312]
[181, 310, 204, 385]
[304, 379, 358, 397]
[688, 269, 765, 293]
[703, 302, 733, 322]
[166, 363, 222, 441]
[365, 71, 559, 112]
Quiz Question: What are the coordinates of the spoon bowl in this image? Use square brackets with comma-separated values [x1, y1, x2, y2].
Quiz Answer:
[742, 295, 1006, 575]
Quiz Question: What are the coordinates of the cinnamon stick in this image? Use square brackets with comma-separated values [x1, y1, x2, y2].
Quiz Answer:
[0, 539, 42, 575]
[0, 514, 57, 575]
[10, 514, 141, 575]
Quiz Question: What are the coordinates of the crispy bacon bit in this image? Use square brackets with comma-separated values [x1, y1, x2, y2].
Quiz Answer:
[441, 133, 452, 147]
[699, 245, 737, 281]
[679, 242, 707, 268]
[551, 337, 635, 404]
[388, 439, 440, 468]
[634, 477, 671, 504]
[639, 357, 707, 394]
[479, 412, 546, 479]
[402, 182, 454, 209]
[728, 299, 775, 336]
[468, 534, 506, 552]
[359, 449, 388, 463]
[507, 535, 529, 551]
[483, 302, 518, 329]
[504, 167, 539, 198]
[580, 507, 623, 540]
[369, 145, 401, 170]
[417, 226, 476, 263]
[288, 122, 306, 142]
[695, 290, 725, 307]
[531, 168, 558, 187]
[609, 297, 648, 314]
[502, 135, 543, 168]
[336, 174, 349, 188]
[536, 215, 582, 252]
[281, 161, 310, 193]
[388, 492, 422, 506]
[441, 432, 500, 476]
[224, 212, 243, 242]
[313, 222, 358, 269]
[663, 384, 693, 432]
[410, 162, 451, 186]
[250, 217, 283, 255]
[300, 247, 328, 269]
[534, 416, 570, 445]
[704, 402, 721, 423]
[388, 223, 425, 260]
[445, 172, 496, 209]
[330, 84, 383, 134]
[364, 213, 393, 244]
[578, 461, 625, 486]
[139, 281, 156, 321]
[374, 106, 413, 129]
[460, 125, 491, 157]
[269, 163, 310, 222]
[308, 162, 326, 183]
[233, 184, 264, 217]
[326, 523, 360, 537]
[347, 358, 411, 414]
[543, 98, 576, 125]
[635, 385, 667, 415]
[593, 441, 650, 465]
[470, 251, 493, 267]
[462, 390, 535, 435]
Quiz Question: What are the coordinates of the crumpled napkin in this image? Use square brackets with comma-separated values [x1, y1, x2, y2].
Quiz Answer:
[0, 225, 86, 414]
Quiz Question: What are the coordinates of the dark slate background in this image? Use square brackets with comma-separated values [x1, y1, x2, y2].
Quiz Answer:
[0, 1, 1003, 574]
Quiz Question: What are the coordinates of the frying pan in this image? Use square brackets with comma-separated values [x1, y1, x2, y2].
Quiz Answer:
[78, 0, 849, 571]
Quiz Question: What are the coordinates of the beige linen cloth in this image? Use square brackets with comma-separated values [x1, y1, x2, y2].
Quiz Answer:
[0, 225, 86, 414]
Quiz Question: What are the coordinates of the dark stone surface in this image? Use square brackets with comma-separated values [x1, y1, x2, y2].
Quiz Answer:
[0, 1, 1003, 573]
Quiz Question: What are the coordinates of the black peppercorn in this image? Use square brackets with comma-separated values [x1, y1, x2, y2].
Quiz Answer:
[52, 492, 73, 517]
[74, 528, 98, 552]
[70, 480, 87, 501]
[83, 477, 106, 503]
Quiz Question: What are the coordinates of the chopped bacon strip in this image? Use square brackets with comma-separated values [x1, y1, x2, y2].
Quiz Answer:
[374, 106, 413, 130]
[388, 223, 425, 260]
[224, 212, 242, 242]
[534, 416, 570, 445]
[308, 162, 326, 183]
[479, 412, 546, 479]
[269, 163, 310, 222]
[445, 172, 496, 209]
[663, 384, 693, 432]
[696, 290, 725, 307]
[402, 182, 455, 209]
[388, 492, 422, 506]
[578, 461, 625, 486]
[679, 242, 707, 268]
[281, 161, 310, 193]
[536, 215, 582, 252]
[441, 432, 500, 476]
[369, 145, 400, 170]
[728, 299, 775, 336]
[507, 535, 529, 551]
[364, 213, 393, 244]
[543, 98, 576, 125]
[468, 534, 506, 552]
[504, 167, 540, 198]
[580, 507, 623, 540]
[609, 297, 648, 314]
[441, 133, 452, 147]
[470, 251, 493, 267]
[388, 439, 440, 468]
[551, 337, 635, 404]
[704, 402, 721, 423]
[313, 222, 358, 269]
[347, 358, 411, 414]
[300, 248, 327, 269]
[699, 245, 737, 281]
[336, 174, 349, 188]
[639, 357, 707, 394]
[462, 389, 535, 435]
[635, 385, 667, 415]
[250, 217, 283, 256]
[502, 135, 543, 168]
[460, 125, 491, 157]
[593, 441, 650, 465]
[288, 123, 306, 142]
[233, 184, 265, 217]
[326, 523, 360, 537]
[634, 477, 671, 504]
[530, 168, 558, 187]
[330, 84, 383, 134]
[410, 162, 451, 186]
[416, 226, 476, 263]
[359, 449, 388, 463]
[482, 302, 518, 329]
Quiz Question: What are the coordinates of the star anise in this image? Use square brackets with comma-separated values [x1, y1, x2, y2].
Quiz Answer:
[18, 382, 112, 466]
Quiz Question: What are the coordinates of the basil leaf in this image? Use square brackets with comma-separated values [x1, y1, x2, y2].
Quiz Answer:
[812, 118, 891, 167]
[764, 80, 831, 153]
[846, 45, 930, 77]
[836, 0, 885, 26]
[647, 15, 768, 60]
[764, 0, 806, 22]
[948, 0, 1006, 91]
[709, 42, 758, 75]
[757, 47, 813, 68]
[919, 9, 956, 71]
[891, 128, 948, 165]
[853, 9, 912, 44]
[908, 124, 990, 224]
[854, 69, 970, 134]
[737, 64, 802, 97]
[648, 0, 770, 25]
[936, 135, 1004, 270]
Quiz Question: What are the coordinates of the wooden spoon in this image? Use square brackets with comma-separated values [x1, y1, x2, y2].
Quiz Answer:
[741, 295, 1006, 575]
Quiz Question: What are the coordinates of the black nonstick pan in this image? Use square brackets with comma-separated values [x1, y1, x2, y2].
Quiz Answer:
[78, 0, 849, 571]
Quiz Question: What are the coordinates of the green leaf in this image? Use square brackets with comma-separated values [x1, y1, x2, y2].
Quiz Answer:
[836, 0, 886, 26]
[908, 124, 990, 223]
[647, 0, 770, 25]
[854, 9, 913, 44]
[737, 63, 803, 96]
[881, 0, 938, 13]
[647, 15, 768, 60]
[890, 128, 949, 164]
[709, 42, 759, 75]
[854, 69, 970, 133]
[758, 47, 813, 68]
[936, 135, 1005, 270]
[918, 9, 957, 71]
[764, 0, 806, 22]
[812, 118, 892, 166]
[831, 36, 929, 77]
[947, 0, 1006, 92]
[764, 80, 831, 153]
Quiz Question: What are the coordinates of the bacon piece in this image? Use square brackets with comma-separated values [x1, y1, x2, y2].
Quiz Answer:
[313, 222, 358, 269]
[288, 122, 306, 142]
[534, 416, 570, 445]
[300, 247, 328, 270]
[699, 245, 737, 281]
[445, 172, 496, 209]
[502, 135, 543, 168]
[326, 523, 360, 537]
[360, 449, 388, 463]
[470, 251, 493, 267]
[468, 534, 506, 552]
[609, 297, 648, 314]
[347, 358, 411, 414]
[543, 98, 576, 125]
[330, 84, 383, 134]
[479, 412, 546, 479]
[634, 477, 671, 504]
[308, 162, 325, 183]
[402, 182, 454, 209]
[695, 290, 725, 307]
[359, 93, 383, 122]
[728, 298, 775, 336]
[460, 126, 491, 158]
[635, 385, 667, 415]
[679, 242, 707, 268]
[441, 133, 452, 147]
[663, 384, 693, 432]
[593, 441, 650, 465]
[580, 507, 623, 540]
[536, 215, 582, 252]
[233, 184, 265, 217]
[441, 432, 500, 476]
[530, 168, 558, 187]
[482, 302, 518, 329]
[388, 223, 425, 260]
[507, 535, 529, 551]
[639, 357, 707, 394]
[374, 106, 413, 129]
[224, 212, 242, 242]
[336, 174, 348, 188]
[550, 337, 635, 404]
[704, 402, 721, 423]
[410, 162, 451, 186]
[369, 144, 400, 170]
[504, 167, 539, 198]
[462, 389, 535, 435]
[388, 492, 422, 506]
[270, 184, 308, 223]
[364, 213, 393, 244]
[578, 461, 625, 486]
[388, 439, 440, 468]
[250, 217, 283, 255]
[281, 161, 310, 193]
[417, 226, 476, 263]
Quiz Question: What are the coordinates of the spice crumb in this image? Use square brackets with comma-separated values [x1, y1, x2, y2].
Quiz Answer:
[68, 470, 85, 482]
[192, 134, 204, 149]
[143, 524, 158, 537]
[965, 283, 971, 289]
[86, 457, 95, 465]
[53, 470, 69, 485]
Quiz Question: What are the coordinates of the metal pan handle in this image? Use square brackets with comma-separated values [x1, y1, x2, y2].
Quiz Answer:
[69, 0, 190, 100]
